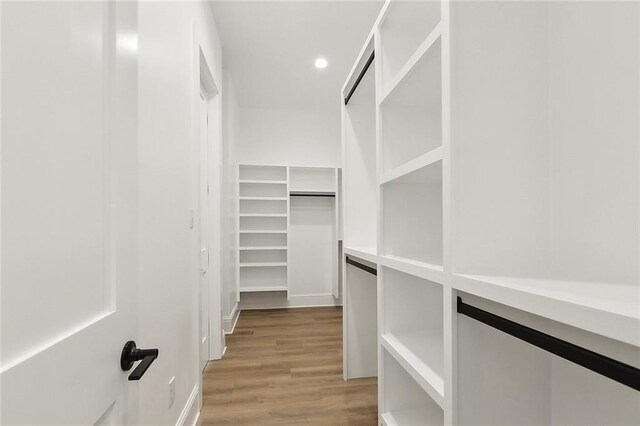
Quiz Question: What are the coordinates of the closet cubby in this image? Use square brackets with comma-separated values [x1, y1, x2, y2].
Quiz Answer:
[239, 232, 286, 248]
[457, 293, 640, 425]
[239, 216, 286, 231]
[239, 266, 287, 293]
[381, 349, 444, 426]
[379, 35, 441, 176]
[381, 266, 444, 407]
[289, 167, 336, 193]
[239, 164, 287, 182]
[239, 182, 287, 198]
[382, 161, 443, 270]
[379, 0, 441, 92]
[239, 199, 286, 215]
[240, 249, 286, 264]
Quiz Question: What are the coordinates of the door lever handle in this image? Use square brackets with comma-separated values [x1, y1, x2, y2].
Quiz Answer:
[121, 341, 159, 381]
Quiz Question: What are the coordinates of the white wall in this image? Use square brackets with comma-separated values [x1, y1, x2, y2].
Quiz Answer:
[235, 106, 341, 167]
[138, 1, 222, 424]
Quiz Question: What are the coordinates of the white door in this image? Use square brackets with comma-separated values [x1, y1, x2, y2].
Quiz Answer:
[199, 92, 210, 371]
[1, 2, 141, 424]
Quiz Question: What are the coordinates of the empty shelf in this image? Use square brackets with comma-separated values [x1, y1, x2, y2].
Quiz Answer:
[239, 213, 287, 217]
[381, 331, 444, 408]
[239, 230, 288, 234]
[239, 246, 287, 251]
[380, 146, 443, 185]
[239, 262, 287, 268]
[452, 274, 640, 346]
[379, 255, 444, 284]
[381, 408, 438, 426]
[239, 179, 287, 185]
[239, 196, 287, 201]
[239, 286, 287, 293]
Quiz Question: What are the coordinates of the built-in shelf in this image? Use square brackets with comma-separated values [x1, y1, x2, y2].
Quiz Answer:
[378, 255, 443, 285]
[379, 23, 442, 105]
[239, 262, 287, 268]
[381, 408, 438, 426]
[239, 179, 287, 185]
[239, 196, 287, 201]
[239, 246, 287, 251]
[380, 146, 443, 185]
[452, 274, 640, 347]
[382, 161, 443, 267]
[289, 191, 335, 197]
[239, 286, 288, 293]
[379, 30, 442, 174]
[379, 0, 441, 92]
[344, 246, 378, 265]
[381, 332, 444, 408]
[239, 213, 287, 218]
[239, 230, 288, 234]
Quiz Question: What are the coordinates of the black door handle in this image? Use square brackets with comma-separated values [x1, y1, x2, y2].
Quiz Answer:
[120, 341, 159, 381]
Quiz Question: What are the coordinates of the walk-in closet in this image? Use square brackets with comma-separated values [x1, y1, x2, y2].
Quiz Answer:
[2, 0, 637, 424]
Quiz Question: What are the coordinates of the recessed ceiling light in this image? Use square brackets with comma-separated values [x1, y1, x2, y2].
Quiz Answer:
[314, 57, 328, 69]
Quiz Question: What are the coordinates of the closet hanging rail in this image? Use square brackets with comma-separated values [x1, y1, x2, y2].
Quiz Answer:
[457, 297, 640, 392]
[344, 51, 375, 106]
[346, 256, 377, 276]
[289, 192, 335, 198]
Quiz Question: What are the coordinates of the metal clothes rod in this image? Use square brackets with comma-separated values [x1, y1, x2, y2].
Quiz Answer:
[289, 193, 335, 198]
[346, 256, 377, 276]
[457, 297, 640, 392]
[344, 50, 375, 106]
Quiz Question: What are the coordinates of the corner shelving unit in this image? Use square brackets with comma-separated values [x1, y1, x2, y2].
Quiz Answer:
[237, 164, 341, 303]
[341, 1, 640, 425]
[237, 165, 289, 294]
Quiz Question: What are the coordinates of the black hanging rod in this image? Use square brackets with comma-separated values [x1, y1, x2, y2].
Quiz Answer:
[289, 192, 335, 198]
[344, 50, 375, 106]
[346, 256, 377, 276]
[457, 297, 640, 392]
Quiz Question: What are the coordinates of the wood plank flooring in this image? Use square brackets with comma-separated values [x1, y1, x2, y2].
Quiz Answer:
[199, 307, 378, 425]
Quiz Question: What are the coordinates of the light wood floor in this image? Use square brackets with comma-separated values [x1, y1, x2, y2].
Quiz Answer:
[199, 307, 378, 425]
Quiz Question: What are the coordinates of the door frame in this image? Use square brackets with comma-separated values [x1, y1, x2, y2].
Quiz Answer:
[191, 20, 223, 409]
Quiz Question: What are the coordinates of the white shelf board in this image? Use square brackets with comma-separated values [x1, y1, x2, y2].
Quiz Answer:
[452, 274, 640, 347]
[381, 331, 444, 409]
[239, 179, 287, 185]
[239, 286, 288, 293]
[344, 246, 378, 265]
[381, 408, 437, 426]
[378, 255, 444, 285]
[239, 196, 288, 201]
[239, 213, 287, 217]
[239, 262, 287, 268]
[239, 230, 288, 234]
[379, 21, 442, 106]
[380, 147, 443, 185]
[239, 246, 287, 251]
[289, 191, 336, 196]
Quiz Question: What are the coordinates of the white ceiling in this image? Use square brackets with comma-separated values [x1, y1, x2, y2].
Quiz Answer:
[209, 1, 384, 109]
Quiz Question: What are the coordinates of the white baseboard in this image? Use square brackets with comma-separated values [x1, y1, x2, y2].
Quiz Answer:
[176, 385, 199, 426]
[240, 293, 341, 310]
[223, 302, 240, 334]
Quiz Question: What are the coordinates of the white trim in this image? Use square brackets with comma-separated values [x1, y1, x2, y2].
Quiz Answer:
[240, 293, 341, 310]
[175, 385, 199, 426]
[223, 302, 240, 334]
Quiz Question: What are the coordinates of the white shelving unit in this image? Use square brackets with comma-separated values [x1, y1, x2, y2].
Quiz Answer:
[341, 1, 640, 425]
[238, 165, 289, 294]
[237, 164, 341, 302]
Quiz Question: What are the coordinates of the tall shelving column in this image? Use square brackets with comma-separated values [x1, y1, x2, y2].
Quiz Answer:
[374, 1, 449, 424]
[237, 165, 289, 295]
